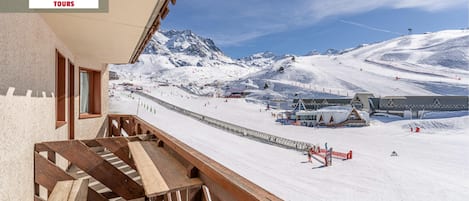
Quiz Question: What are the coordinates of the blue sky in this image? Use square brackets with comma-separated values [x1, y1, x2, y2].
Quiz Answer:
[162, 0, 469, 58]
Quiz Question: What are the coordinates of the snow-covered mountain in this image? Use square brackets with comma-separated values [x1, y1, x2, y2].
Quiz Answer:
[111, 30, 259, 85]
[228, 30, 469, 101]
[111, 29, 469, 100]
[142, 30, 234, 67]
[237, 51, 291, 68]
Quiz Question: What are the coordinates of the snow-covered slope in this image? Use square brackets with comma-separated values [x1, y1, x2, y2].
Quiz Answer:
[109, 86, 469, 201]
[111, 29, 469, 99]
[230, 30, 469, 100]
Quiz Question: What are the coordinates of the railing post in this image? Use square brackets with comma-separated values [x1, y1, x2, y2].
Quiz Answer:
[108, 115, 112, 137]
[47, 151, 56, 197]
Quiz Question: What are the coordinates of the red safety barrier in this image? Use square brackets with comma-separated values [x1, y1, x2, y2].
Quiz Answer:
[319, 149, 352, 160]
[307, 146, 352, 167]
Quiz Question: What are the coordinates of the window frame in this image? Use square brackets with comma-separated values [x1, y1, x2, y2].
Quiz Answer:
[79, 67, 102, 119]
[56, 50, 67, 128]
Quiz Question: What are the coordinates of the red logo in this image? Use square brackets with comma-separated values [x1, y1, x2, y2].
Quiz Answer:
[54, 1, 75, 7]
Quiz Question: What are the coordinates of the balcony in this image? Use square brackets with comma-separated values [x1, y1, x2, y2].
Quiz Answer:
[33, 114, 280, 201]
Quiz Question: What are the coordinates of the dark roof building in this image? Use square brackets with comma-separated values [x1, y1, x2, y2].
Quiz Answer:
[378, 96, 469, 111]
[293, 98, 351, 110]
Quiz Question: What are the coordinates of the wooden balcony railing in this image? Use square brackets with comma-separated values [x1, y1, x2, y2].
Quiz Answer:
[34, 114, 282, 201]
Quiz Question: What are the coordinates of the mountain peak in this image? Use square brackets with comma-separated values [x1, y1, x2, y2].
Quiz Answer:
[141, 29, 237, 68]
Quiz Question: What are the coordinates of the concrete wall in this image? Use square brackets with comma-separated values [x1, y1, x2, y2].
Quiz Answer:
[0, 13, 108, 200]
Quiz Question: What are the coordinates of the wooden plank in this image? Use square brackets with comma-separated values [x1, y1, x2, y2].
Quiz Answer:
[49, 179, 88, 201]
[175, 190, 182, 201]
[96, 137, 136, 170]
[131, 116, 281, 201]
[128, 141, 203, 197]
[141, 142, 202, 191]
[81, 139, 102, 147]
[35, 143, 52, 152]
[48, 151, 56, 163]
[128, 141, 170, 196]
[34, 152, 74, 191]
[69, 179, 89, 201]
[112, 124, 121, 136]
[34, 152, 107, 201]
[87, 190, 109, 201]
[202, 185, 212, 201]
[48, 180, 73, 201]
[100, 191, 119, 199]
[43, 141, 144, 200]
[161, 7, 170, 19]
[122, 119, 134, 136]
[34, 195, 45, 201]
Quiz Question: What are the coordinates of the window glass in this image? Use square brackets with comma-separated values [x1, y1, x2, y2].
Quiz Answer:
[80, 71, 89, 113]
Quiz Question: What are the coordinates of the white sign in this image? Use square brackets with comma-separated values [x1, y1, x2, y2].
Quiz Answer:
[29, 0, 99, 9]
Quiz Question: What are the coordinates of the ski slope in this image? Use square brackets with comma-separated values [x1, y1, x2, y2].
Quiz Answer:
[111, 30, 469, 99]
[237, 30, 469, 99]
[109, 29, 469, 200]
[110, 85, 469, 201]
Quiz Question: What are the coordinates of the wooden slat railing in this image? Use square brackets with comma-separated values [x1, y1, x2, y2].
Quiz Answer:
[108, 114, 281, 201]
[34, 114, 282, 201]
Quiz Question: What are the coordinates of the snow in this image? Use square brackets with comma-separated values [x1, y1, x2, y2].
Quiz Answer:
[108, 29, 469, 200]
[111, 29, 469, 100]
[110, 86, 469, 201]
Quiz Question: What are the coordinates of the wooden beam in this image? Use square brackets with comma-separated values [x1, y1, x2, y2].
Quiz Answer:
[34, 195, 45, 201]
[157, 140, 164, 147]
[35, 143, 52, 152]
[43, 141, 144, 200]
[34, 183, 40, 196]
[186, 165, 199, 178]
[48, 179, 89, 201]
[87, 189, 109, 201]
[49, 180, 74, 201]
[161, 7, 170, 19]
[34, 152, 107, 201]
[128, 141, 202, 197]
[121, 118, 135, 136]
[68, 179, 89, 201]
[132, 116, 281, 201]
[100, 191, 119, 199]
[81, 139, 102, 147]
[202, 185, 212, 201]
[96, 137, 136, 170]
[35, 152, 73, 191]
[48, 151, 56, 163]
[111, 124, 121, 136]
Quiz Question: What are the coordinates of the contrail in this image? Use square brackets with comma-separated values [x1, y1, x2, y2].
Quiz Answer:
[339, 20, 402, 35]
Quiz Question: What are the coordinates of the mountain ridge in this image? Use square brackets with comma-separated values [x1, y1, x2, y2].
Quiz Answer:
[111, 29, 469, 100]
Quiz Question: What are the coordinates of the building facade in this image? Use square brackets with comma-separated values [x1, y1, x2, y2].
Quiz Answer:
[294, 94, 468, 118]
[0, 0, 171, 199]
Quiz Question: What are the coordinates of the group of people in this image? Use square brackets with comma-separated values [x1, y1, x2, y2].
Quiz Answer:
[307, 143, 332, 166]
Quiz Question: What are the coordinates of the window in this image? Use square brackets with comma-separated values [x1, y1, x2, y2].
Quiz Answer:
[56, 50, 66, 128]
[79, 68, 101, 118]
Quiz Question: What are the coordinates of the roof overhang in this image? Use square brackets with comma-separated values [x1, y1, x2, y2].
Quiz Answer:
[382, 96, 407, 99]
[40, 0, 174, 64]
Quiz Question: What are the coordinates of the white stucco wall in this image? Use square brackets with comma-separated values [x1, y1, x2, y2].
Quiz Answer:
[0, 13, 109, 200]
